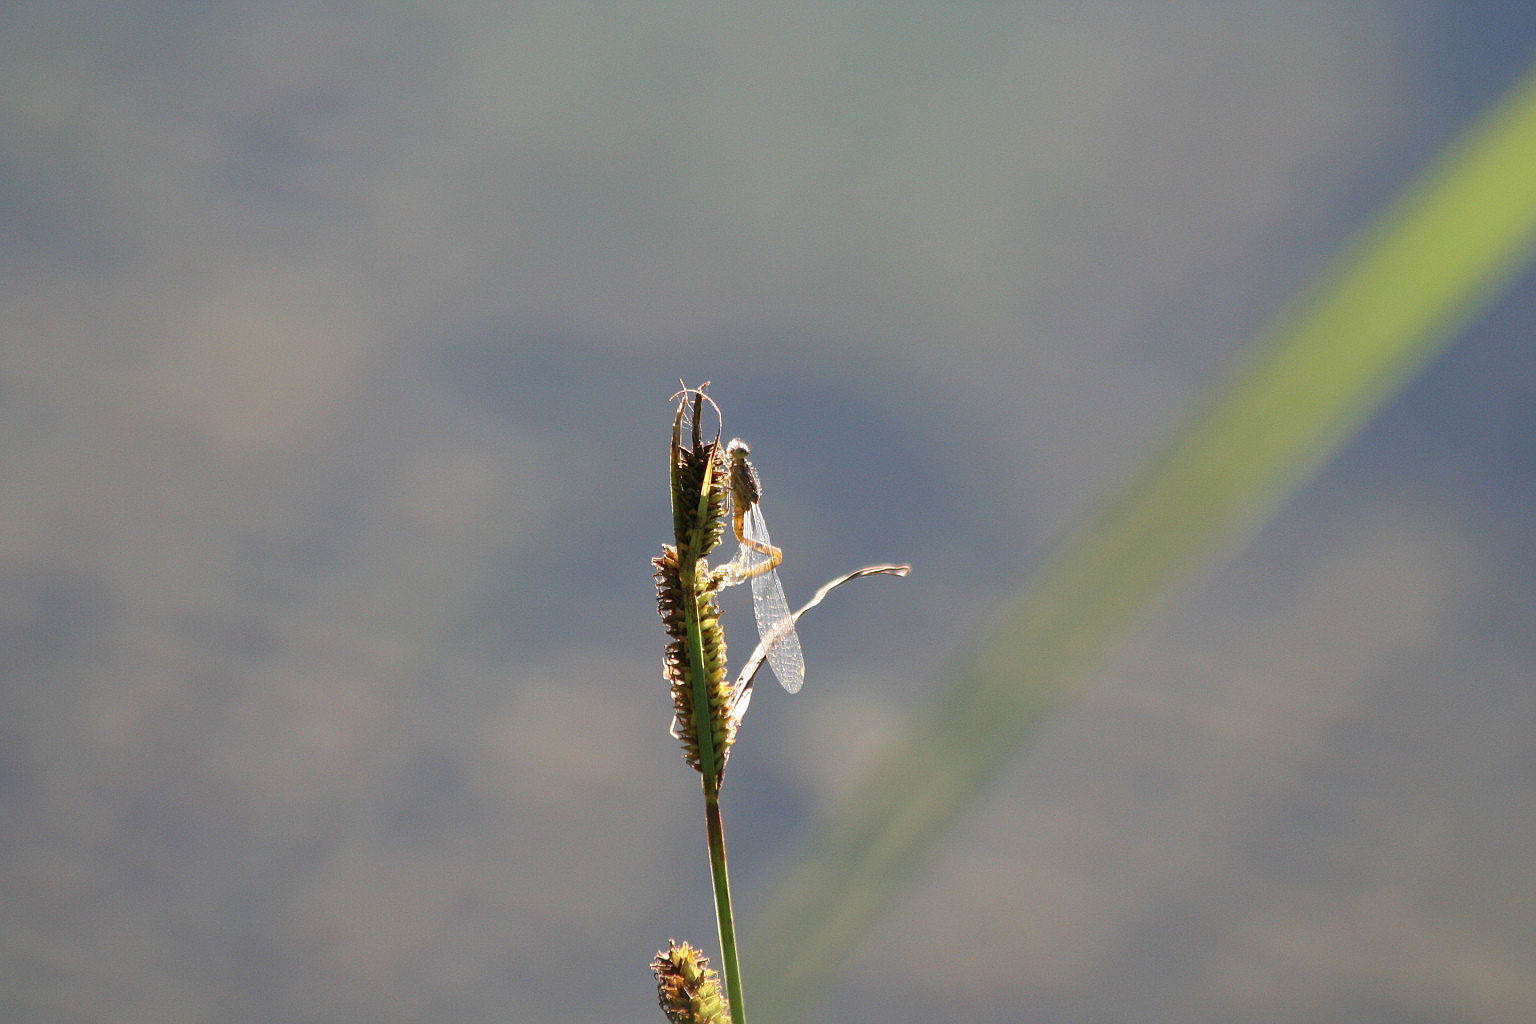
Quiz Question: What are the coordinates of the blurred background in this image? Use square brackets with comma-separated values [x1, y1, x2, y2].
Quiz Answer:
[3, 3, 1535, 1022]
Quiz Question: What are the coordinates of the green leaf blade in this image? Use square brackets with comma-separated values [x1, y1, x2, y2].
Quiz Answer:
[749, 61, 1536, 1024]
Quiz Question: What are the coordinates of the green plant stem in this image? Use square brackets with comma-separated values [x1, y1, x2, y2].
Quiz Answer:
[703, 781, 746, 1024]
[678, 447, 746, 1024]
[681, 565, 746, 1022]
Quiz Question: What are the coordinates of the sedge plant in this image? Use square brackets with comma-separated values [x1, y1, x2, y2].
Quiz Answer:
[650, 384, 908, 1024]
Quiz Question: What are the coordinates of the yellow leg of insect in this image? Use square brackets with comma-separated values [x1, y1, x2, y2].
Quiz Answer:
[728, 510, 783, 580]
[742, 537, 783, 572]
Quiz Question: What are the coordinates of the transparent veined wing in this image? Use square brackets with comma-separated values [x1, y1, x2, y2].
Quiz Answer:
[744, 502, 805, 694]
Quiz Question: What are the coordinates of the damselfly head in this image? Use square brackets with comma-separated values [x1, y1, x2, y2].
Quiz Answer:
[725, 438, 761, 509]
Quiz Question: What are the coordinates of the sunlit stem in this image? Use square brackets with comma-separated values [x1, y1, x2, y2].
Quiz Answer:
[703, 778, 745, 1024]
[680, 452, 747, 1024]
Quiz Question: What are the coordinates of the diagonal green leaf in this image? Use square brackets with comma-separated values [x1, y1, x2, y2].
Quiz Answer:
[749, 61, 1536, 1023]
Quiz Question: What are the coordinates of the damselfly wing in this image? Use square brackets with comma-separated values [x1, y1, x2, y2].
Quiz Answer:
[724, 439, 805, 695]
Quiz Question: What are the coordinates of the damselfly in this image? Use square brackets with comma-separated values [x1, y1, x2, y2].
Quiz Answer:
[722, 438, 805, 694]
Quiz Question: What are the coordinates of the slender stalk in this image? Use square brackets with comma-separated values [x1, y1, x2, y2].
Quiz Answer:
[703, 782, 745, 1024]
[679, 553, 746, 1022]
[678, 439, 746, 1023]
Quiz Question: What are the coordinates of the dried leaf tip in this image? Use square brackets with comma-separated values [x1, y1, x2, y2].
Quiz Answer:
[668, 384, 728, 563]
[652, 940, 731, 1024]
